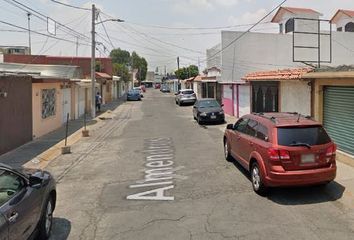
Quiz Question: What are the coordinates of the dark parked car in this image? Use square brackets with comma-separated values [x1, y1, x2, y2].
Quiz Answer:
[223, 113, 337, 195]
[127, 90, 141, 101]
[193, 99, 225, 124]
[0, 164, 56, 239]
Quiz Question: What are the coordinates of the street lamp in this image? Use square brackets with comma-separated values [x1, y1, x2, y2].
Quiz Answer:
[91, 4, 124, 118]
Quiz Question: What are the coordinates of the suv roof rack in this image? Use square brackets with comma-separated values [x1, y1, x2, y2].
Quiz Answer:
[252, 112, 277, 123]
[252, 112, 313, 124]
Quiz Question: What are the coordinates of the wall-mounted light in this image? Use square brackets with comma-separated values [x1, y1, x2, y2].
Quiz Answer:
[0, 90, 8, 98]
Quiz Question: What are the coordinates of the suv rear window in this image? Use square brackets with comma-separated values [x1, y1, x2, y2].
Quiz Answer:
[181, 90, 194, 95]
[277, 126, 331, 146]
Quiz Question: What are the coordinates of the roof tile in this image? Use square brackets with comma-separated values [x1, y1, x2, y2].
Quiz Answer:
[242, 68, 313, 81]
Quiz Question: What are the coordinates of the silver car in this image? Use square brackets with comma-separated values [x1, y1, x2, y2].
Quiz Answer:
[175, 89, 197, 106]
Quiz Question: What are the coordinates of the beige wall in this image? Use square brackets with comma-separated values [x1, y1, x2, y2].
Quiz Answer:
[32, 83, 62, 138]
[312, 78, 354, 167]
[280, 81, 311, 116]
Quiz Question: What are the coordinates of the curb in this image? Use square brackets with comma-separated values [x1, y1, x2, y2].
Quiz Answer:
[23, 109, 117, 170]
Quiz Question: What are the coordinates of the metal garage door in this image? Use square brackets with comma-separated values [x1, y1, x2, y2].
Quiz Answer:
[323, 86, 354, 155]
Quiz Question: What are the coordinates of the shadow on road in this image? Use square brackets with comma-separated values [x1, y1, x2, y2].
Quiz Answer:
[229, 158, 345, 205]
[267, 181, 345, 205]
[49, 217, 72, 240]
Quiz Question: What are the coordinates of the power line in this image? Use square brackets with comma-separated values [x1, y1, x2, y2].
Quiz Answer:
[4, 0, 90, 41]
[124, 20, 272, 30]
[117, 23, 186, 58]
[0, 19, 91, 46]
[204, 0, 288, 63]
[50, 0, 90, 11]
[98, 14, 115, 49]
[120, 23, 205, 55]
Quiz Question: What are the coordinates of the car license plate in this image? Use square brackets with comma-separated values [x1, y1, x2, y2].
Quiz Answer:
[301, 154, 315, 163]
[211, 115, 217, 119]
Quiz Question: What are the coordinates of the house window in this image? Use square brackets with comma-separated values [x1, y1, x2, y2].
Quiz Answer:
[252, 82, 278, 113]
[337, 27, 343, 32]
[42, 89, 56, 119]
[345, 22, 354, 32]
[285, 18, 294, 33]
[279, 23, 284, 33]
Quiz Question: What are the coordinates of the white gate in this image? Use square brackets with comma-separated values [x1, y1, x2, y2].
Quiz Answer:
[62, 88, 71, 124]
[78, 88, 86, 118]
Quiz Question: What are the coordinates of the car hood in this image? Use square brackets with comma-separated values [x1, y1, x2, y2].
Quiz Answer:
[198, 107, 223, 113]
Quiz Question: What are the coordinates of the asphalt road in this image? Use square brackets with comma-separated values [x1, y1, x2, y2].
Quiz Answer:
[47, 89, 354, 240]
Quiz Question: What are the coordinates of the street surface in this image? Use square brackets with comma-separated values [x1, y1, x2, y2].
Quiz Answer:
[48, 90, 354, 240]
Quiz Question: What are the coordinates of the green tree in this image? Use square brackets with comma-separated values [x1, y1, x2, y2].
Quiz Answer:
[110, 48, 131, 65]
[110, 49, 148, 82]
[175, 65, 199, 80]
[113, 63, 131, 83]
[131, 51, 147, 81]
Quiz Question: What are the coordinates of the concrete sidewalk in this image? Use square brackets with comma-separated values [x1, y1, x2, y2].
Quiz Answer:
[0, 96, 126, 168]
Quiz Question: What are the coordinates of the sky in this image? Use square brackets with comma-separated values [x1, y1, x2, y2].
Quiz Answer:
[1, 0, 354, 73]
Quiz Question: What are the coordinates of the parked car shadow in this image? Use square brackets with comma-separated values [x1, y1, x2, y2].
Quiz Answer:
[48, 217, 72, 240]
[199, 121, 227, 126]
[228, 157, 345, 205]
[267, 181, 345, 205]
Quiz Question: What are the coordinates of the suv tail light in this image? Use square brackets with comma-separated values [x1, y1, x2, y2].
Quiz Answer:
[325, 145, 336, 157]
[268, 148, 290, 161]
[325, 145, 336, 163]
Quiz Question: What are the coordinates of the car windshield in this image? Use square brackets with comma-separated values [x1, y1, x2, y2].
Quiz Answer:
[128, 90, 139, 94]
[277, 126, 331, 146]
[181, 90, 194, 95]
[199, 100, 220, 108]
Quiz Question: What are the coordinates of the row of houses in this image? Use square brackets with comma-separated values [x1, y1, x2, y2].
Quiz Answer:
[0, 55, 128, 155]
[197, 7, 354, 165]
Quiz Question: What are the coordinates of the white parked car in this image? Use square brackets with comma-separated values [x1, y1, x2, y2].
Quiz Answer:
[175, 89, 196, 106]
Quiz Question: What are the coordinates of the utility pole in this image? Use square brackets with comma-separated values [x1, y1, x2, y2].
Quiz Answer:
[27, 13, 31, 55]
[91, 4, 96, 118]
[164, 65, 166, 77]
[76, 37, 79, 57]
[177, 57, 180, 91]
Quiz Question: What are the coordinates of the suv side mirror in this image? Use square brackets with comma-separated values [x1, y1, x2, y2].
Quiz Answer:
[221, 104, 224, 107]
[226, 124, 234, 130]
[29, 175, 43, 188]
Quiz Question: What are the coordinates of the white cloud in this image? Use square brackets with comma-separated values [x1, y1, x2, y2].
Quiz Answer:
[228, 8, 267, 26]
[215, 0, 240, 7]
[171, 0, 243, 14]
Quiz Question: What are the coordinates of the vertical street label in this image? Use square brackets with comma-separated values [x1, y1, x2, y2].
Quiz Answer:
[127, 137, 183, 201]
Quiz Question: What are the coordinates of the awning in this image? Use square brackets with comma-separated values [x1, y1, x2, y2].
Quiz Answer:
[96, 72, 112, 79]
[73, 79, 100, 88]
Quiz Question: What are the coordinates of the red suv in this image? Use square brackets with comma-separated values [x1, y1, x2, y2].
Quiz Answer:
[223, 112, 336, 195]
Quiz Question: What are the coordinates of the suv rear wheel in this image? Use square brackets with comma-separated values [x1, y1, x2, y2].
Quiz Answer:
[251, 162, 267, 195]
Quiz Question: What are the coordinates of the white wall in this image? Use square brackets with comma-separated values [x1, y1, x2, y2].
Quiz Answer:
[221, 30, 354, 83]
[278, 12, 320, 34]
[280, 81, 311, 116]
[336, 16, 354, 31]
[206, 43, 221, 69]
[238, 84, 251, 117]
